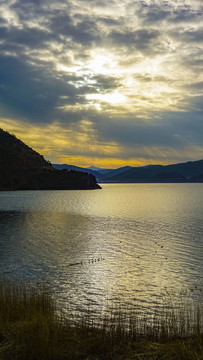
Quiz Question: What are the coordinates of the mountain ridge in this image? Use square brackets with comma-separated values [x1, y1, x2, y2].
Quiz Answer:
[52, 164, 105, 181]
[53, 160, 203, 183]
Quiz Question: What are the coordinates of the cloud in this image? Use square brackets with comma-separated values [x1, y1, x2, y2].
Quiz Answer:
[108, 28, 161, 53]
[90, 75, 122, 92]
[0, 25, 55, 49]
[0, 54, 84, 122]
[50, 13, 102, 45]
[169, 27, 203, 44]
[92, 108, 203, 150]
[0, 0, 202, 166]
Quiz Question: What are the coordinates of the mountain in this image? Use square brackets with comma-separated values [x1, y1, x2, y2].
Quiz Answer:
[87, 166, 103, 171]
[0, 129, 101, 190]
[86, 166, 115, 175]
[101, 166, 132, 178]
[53, 164, 133, 181]
[190, 173, 203, 182]
[88, 166, 132, 176]
[103, 160, 203, 183]
[95, 168, 114, 175]
[53, 160, 203, 183]
[52, 164, 105, 181]
[158, 160, 203, 178]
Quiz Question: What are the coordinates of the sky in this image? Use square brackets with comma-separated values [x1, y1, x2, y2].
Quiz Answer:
[0, 0, 203, 168]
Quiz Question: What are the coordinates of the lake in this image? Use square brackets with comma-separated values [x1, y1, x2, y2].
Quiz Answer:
[0, 183, 203, 319]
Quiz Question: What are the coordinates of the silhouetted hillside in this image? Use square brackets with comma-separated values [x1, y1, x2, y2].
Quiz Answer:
[103, 160, 203, 183]
[0, 129, 100, 190]
[0, 128, 52, 171]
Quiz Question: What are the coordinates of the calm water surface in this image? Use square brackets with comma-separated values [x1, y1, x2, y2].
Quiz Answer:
[0, 184, 203, 317]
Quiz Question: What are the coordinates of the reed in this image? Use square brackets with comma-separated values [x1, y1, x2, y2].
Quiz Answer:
[0, 278, 203, 360]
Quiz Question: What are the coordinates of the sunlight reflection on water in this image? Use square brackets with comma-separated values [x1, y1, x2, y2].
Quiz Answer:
[0, 184, 203, 318]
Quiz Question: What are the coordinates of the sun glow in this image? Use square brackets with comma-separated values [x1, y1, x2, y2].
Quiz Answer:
[57, 49, 118, 77]
[86, 92, 127, 105]
[56, 44, 180, 109]
[87, 50, 118, 75]
[57, 63, 82, 73]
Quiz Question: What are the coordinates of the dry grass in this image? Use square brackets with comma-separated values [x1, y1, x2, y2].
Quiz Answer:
[0, 278, 203, 360]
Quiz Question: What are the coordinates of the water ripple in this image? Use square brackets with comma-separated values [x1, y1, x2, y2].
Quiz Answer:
[0, 184, 203, 317]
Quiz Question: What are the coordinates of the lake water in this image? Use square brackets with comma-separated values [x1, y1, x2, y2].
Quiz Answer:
[0, 183, 203, 319]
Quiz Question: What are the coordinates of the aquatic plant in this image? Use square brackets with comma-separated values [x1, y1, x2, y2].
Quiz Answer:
[0, 278, 203, 360]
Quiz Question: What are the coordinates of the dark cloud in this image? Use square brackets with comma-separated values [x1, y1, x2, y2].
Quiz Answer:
[171, 9, 203, 23]
[0, 25, 55, 49]
[183, 28, 203, 43]
[0, 17, 7, 25]
[170, 28, 203, 43]
[0, 54, 86, 122]
[50, 14, 101, 45]
[134, 4, 202, 25]
[182, 81, 203, 92]
[90, 107, 203, 151]
[182, 95, 203, 112]
[109, 29, 160, 51]
[136, 8, 171, 24]
[91, 75, 122, 92]
[97, 16, 120, 26]
[11, 0, 46, 22]
[179, 50, 203, 71]
[98, 118, 182, 147]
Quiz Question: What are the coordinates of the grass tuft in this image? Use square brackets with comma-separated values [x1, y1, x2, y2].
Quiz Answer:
[0, 278, 203, 359]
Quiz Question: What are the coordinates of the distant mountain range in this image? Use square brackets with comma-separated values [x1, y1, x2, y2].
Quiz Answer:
[53, 160, 203, 183]
[53, 164, 106, 182]
[0, 129, 100, 190]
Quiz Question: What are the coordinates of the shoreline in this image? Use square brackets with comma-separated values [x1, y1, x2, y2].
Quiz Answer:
[0, 278, 203, 360]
